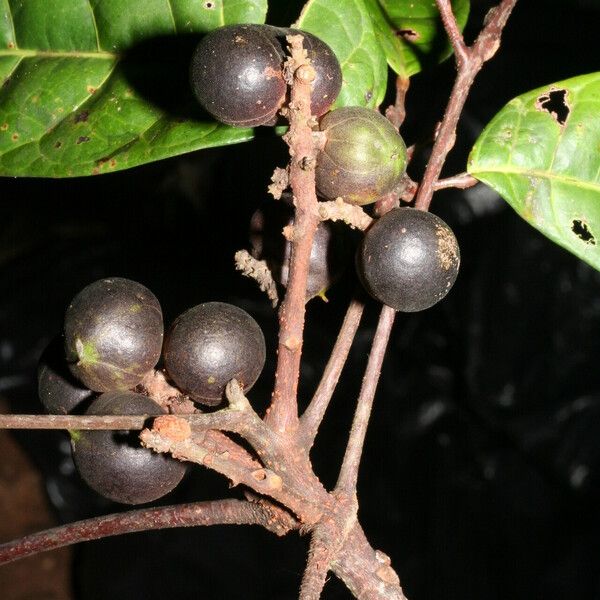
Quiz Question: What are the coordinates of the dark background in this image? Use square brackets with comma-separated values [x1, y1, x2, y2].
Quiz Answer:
[1, 0, 599, 598]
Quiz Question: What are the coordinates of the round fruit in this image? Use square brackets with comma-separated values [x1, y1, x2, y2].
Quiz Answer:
[71, 391, 186, 505]
[356, 208, 460, 312]
[191, 24, 286, 127]
[38, 335, 95, 414]
[249, 199, 344, 300]
[281, 27, 342, 118]
[163, 302, 266, 406]
[64, 277, 163, 393]
[315, 107, 408, 205]
[190, 24, 341, 127]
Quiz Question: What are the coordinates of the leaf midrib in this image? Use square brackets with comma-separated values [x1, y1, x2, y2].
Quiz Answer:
[470, 166, 600, 194]
[0, 48, 117, 59]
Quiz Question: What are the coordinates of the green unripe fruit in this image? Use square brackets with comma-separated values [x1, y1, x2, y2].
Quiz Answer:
[357, 208, 460, 312]
[64, 278, 163, 392]
[315, 107, 408, 205]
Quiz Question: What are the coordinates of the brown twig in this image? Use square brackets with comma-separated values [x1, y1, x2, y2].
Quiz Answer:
[0, 499, 295, 566]
[401, 172, 479, 202]
[332, 523, 408, 600]
[234, 249, 279, 307]
[385, 76, 410, 130]
[414, 0, 518, 211]
[335, 306, 396, 493]
[300, 296, 365, 449]
[266, 34, 320, 435]
[0, 413, 159, 430]
[318, 199, 373, 231]
[299, 491, 358, 600]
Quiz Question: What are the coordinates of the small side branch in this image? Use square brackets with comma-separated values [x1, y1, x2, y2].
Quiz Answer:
[336, 306, 396, 494]
[0, 499, 294, 566]
[414, 0, 518, 211]
[385, 76, 410, 130]
[300, 296, 365, 449]
[318, 199, 373, 231]
[234, 249, 279, 307]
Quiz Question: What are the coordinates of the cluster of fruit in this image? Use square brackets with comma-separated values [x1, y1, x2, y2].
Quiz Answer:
[191, 24, 460, 312]
[38, 278, 266, 504]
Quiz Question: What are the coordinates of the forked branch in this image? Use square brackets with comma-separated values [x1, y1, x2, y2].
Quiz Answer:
[414, 0, 518, 211]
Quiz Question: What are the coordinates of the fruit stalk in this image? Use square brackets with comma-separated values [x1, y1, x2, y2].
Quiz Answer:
[414, 0, 518, 211]
[267, 34, 321, 435]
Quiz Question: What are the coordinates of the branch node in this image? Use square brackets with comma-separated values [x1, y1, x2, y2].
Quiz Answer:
[153, 415, 191, 442]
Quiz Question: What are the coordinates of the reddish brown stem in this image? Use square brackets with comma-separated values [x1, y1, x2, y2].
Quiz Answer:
[267, 35, 320, 436]
[0, 414, 159, 430]
[336, 305, 396, 493]
[0, 499, 293, 566]
[414, 0, 518, 211]
[300, 296, 365, 449]
[385, 76, 410, 130]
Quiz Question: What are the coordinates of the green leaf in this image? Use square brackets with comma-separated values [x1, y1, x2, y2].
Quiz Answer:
[0, 0, 267, 177]
[364, 0, 469, 78]
[295, 0, 387, 108]
[468, 72, 600, 272]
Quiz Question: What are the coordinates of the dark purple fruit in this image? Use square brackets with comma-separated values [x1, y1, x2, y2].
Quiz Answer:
[38, 335, 95, 414]
[190, 24, 341, 127]
[163, 302, 266, 406]
[281, 27, 342, 118]
[64, 278, 163, 393]
[357, 208, 460, 312]
[315, 107, 408, 205]
[71, 391, 186, 504]
[250, 199, 344, 300]
[191, 24, 286, 127]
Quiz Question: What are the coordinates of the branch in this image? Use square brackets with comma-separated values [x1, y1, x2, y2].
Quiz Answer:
[141, 384, 327, 524]
[331, 522, 407, 600]
[234, 249, 279, 307]
[267, 34, 320, 435]
[0, 499, 295, 566]
[336, 305, 396, 494]
[414, 0, 518, 211]
[299, 490, 358, 600]
[384, 75, 410, 130]
[0, 413, 158, 430]
[318, 199, 373, 231]
[300, 296, 365, 448]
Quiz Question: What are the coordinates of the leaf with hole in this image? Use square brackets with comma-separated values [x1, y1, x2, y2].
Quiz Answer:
[294, 0, 387, 108]
[0, 0, 267, 177]
[362, 0, 469, 78]
[468, 72, 600, 271]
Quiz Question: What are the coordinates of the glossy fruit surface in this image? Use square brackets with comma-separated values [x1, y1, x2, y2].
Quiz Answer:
[190, 24, 287, 127]
[163, 302, 266, 405]
[315, 107, 408, 205]
[71, 391, 186, 505]
[38, 335, 95, 414]
[190, 24, 341, 127]
[281, 27, 342, 118]
[249, 199, 344, 300]
[357, 208, 460, 312]
[64, 278, 163, 392]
